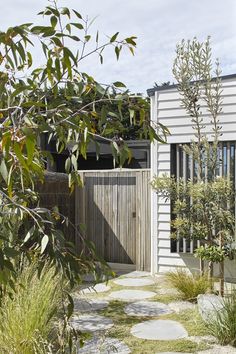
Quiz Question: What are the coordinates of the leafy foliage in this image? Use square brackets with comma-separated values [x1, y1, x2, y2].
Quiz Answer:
[151, 176, 235, 249]
[0, 2, 170, 348]
[0, 0, 168, 293]
[45, 88, 166, 168]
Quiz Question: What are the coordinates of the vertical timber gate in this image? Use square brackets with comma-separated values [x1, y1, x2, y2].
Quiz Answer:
[75, 169, 151, 271]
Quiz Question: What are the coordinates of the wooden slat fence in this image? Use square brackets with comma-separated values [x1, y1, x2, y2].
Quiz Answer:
[75, 169, 151, 271]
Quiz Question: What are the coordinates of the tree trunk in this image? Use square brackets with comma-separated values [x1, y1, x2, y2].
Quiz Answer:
[208, 261, 214, 292]
[219, 261, 224, 296]
[200, 257, 204, 275]
[219, 233, 225, 296]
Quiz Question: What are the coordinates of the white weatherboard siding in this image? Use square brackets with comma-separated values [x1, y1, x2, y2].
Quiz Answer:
[150, 76, 236, 277]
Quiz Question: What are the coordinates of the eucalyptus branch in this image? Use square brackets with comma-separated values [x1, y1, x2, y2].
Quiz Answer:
[0, 189, 43, 230]
[80, 15, 89, 60]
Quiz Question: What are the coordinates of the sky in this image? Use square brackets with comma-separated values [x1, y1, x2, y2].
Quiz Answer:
[1, 0, 236, 94]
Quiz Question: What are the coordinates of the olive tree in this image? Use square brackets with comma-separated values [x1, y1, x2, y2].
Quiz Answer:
[151, 38, 235, 295]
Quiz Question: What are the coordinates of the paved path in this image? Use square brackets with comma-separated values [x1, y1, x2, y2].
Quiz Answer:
[72, 271, 234, 354]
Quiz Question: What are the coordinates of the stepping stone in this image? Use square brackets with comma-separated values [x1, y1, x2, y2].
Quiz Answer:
[123, 271, 150, 278]
[109, 289, 156, 301]
[124, 301, 173, 317]
[73, 298, 109, 312]
[188, 335, 217, 344]
[79, 283, 111, 295]
[168, 301, 196, 313]
[197, 346, 236, 354]
[113, 278, 154, 287]
[198, 294, 224, 322]
[71, 314, 113, 333]
[78, 337, 131, 353]
[130, 319, 188, 340]
[156, 287, 179, 296]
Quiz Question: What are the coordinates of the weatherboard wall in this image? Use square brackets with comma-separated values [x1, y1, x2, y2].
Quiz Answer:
[150, 76, 236, 277]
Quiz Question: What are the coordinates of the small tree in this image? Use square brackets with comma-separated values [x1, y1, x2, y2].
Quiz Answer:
[151, 38, 235, 295]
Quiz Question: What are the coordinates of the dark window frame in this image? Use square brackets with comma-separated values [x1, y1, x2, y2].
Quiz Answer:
[170, 141, 236, 253]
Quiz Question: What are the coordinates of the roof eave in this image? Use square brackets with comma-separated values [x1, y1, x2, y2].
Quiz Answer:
[147, 73, 236, 97]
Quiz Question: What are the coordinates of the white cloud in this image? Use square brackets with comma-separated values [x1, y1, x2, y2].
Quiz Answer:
[1, 0, 236, 94]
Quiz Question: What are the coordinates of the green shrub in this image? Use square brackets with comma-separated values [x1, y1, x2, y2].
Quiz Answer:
[166, 268, 210, 302]
[208, 290, 236, 347]
[0, 263, 62, 354]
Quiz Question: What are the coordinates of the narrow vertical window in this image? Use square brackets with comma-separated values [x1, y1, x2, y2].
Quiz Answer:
[170, 145, 177, 252]
[170, 141, 236, 254]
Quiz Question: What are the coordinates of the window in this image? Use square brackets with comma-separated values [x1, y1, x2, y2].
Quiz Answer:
[170, 142, 236, 253]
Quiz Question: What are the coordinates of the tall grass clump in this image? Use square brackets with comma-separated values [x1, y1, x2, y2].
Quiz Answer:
[208, 290, 236, 347]
[166, 268, 210, 302]
[0, 262, 62, 354]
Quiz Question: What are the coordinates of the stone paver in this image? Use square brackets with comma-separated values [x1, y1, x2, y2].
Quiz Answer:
[109, 289, 156, 301]
[130, 319, 188, 340]
[197, 345, 236, 354]
[70, 314, 113, 333]
[124, 301, 173, 317]
[189, 335, 217, 345]
[168, 300, 196, 313]
[77, 337, 131, 354]
[156, 287, 179, 296]
[113, 277, 154, 287]
[73, 298, 109, 312]
[198, 294, 224, 322]
[79, 283, 111, 295]
[122, 271, 151, 278]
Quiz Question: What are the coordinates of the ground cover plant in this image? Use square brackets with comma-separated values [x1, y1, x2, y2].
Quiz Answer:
[166, 269, 210, 302]
[207, 290, 236, 347]
[0, 262, 62, 353]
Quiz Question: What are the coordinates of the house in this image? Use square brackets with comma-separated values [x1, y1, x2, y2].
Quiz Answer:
[148, 74, 236, 280]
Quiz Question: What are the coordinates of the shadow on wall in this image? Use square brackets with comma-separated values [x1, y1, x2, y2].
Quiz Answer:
[38, 171, 151, 270]
[76, 178, 135, 265]
[180, 254, 236, 283]
[38, 172, 134, 265]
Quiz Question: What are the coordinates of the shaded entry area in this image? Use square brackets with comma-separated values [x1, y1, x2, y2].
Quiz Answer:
[75, 170, 151, 271]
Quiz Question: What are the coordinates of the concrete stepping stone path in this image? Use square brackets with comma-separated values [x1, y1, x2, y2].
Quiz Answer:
[79, 283, 111, 295]
[113, 277, 154, 287]
[124, 301, 173, 317]
[73, 298, 109, 313]
[130, 319, 188, 340]
[71, 314, 113, 333]
[109, 289, 156, 301]
[123, 271, 150, 278]
[77, 337, 131, 354]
